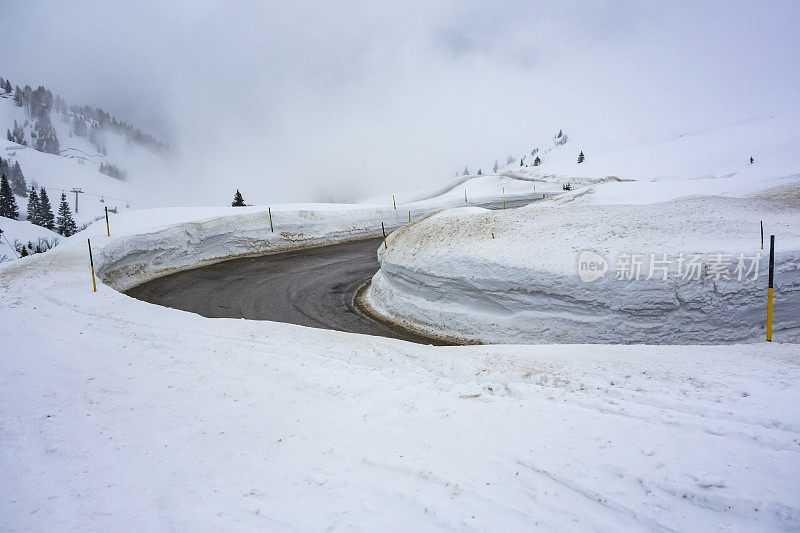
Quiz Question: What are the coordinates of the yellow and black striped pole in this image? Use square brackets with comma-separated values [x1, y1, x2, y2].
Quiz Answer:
[760, 221, 764, 250]
[268, 207, 274, 233]
[105, 206, 110, 237]
[464, 190, 467, 203]
[393, 195, 396, 209]
[767, 234, 774, 341]
[88, 238, 97, 292]
[408, 210, 411, 222]
[381, 222, 387, 249]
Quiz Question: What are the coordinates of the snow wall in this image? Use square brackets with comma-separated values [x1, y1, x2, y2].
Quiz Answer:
[364, 194, 800, 345]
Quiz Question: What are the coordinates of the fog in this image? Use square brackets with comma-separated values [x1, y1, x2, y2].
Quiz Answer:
[3, 1, 799, 205]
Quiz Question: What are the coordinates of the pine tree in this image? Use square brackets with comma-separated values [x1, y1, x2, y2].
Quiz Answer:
[27, 188, 41, 225]
[493, 159, 499, 173]
[462, 166, 469, 176]
[4, 80, 11, 93]
[0, 174, 20, 219]
[39, 187, 55, 230]
[577, 151, 585, 164]
[231, 189, 245, 207]
[9, 161, 26, 196]
[477, 169, 482, 175]
[520, 159, 524, 166]
[534, 156, 541, 166]
[56, 193, 77, 236]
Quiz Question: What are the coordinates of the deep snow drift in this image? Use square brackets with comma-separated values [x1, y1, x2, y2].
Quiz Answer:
[365, 181, 800, 344]
[2, 204, 799, 531]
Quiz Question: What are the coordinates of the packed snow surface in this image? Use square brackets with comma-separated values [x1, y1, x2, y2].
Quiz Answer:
[2, 202, 799, 531]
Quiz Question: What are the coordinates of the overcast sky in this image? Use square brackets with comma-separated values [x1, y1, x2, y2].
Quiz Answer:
[3, 1, 799, 204]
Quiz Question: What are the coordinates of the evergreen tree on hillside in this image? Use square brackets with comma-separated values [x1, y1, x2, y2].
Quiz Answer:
[493, 159, 499, 173]
[577, 151, 585, 164]
[56, 193, 77, 236]
[26, 188, 40, 225]
[10, 120, 26, 145]
[33, 114, 60, 155]
[0, 174, 19, 219]
[477, 169, 482, 175]
[4, 80, 10, 93]
[533, 156, 541, 166]
[9, 161, 27, 196]
[231, 189, 245, 207]
[462, 166, 469, 176]
[39, 187, 55, 230]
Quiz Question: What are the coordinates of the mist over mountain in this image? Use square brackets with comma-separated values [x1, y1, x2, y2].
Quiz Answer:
[2, 1, 798, 206]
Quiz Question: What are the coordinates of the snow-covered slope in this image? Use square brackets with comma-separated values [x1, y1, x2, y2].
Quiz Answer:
[0, 216, 60, 261]
[0, 88, 165, 225]
[2, 205, 799, 531]
[365, 110, 800, 345]
[489, 111, 800, 186]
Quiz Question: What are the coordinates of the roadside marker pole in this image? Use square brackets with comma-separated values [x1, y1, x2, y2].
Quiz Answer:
[767, 234, 774, 341]
[105, 206, 110, 237]
[268, 207, 274, 232]
[503, 201, 506, 209]
[761, 221, 764, 250]
[491, 232, 494, 239]
[381, 222, 387, 249]
[408, 210, 411, 222]
[465, 190, 467, 203]
[393, 195, 396, 209]
[88, 239, 97, 292]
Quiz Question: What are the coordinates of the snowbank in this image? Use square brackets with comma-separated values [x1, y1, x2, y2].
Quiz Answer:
[365, 180, 800, 344]
[98, 203, 415, 291]
[2, 202, 800, 531]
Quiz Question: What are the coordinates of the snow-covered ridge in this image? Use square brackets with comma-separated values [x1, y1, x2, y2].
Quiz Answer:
[365, 180, 800, 345]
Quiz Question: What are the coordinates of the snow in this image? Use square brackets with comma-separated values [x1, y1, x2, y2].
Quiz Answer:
[365, 110, 800, 345]
[0, 216, 60, 261]
[2, 204, 799, 530]
[0, 93, 161, 226]
[2, 88, 800, 530]
[365, 183, 800, 344]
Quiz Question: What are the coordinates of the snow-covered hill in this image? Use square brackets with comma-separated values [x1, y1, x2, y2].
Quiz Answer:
[0, 78, 168, 224]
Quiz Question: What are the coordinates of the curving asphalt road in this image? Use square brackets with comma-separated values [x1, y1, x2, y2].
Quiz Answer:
[125, 238, 444, 344]
[126, 198, 541, 344]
